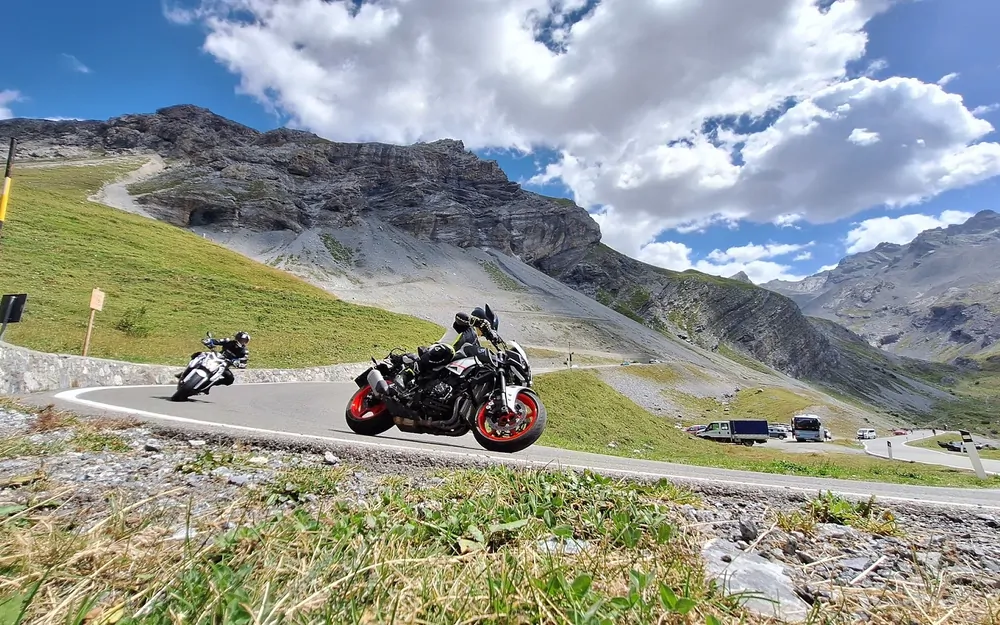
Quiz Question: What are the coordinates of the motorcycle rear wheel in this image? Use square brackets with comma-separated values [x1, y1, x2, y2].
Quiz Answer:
[345, 384, 394, 435]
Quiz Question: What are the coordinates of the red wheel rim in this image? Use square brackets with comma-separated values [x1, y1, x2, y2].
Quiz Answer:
[476, 391, 538, 442]
[349, 385, 386, 420]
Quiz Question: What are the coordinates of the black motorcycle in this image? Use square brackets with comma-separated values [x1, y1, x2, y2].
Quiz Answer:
[344, 305, 546, 453]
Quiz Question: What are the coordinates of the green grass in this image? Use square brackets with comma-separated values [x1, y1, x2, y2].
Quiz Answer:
[480, 260, 526, 292]
[0, 162, 442, 367]
[621, 364, 683, 385]
[909, 434, 1000, 461]
[533, 369, 1000, 487]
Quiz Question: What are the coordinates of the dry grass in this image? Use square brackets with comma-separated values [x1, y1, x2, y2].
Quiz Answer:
[0, 467, 758, 624]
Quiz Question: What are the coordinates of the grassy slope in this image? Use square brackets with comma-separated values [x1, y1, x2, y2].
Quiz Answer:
[622, 364, 862, 436]
[533, 369, 1000, 488]
[0, 162, 442, 367]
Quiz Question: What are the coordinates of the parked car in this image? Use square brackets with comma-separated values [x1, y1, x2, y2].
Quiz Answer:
[768, 424, 789, 439]
[685, 424, 707, 435]
[856, 428, 877, 440]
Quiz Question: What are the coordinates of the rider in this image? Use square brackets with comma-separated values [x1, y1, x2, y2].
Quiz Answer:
[400, 307, 498, 389]
[176, 331, 250, 391]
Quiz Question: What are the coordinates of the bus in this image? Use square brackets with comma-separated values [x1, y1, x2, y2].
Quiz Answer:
[791, 414, 823, 442]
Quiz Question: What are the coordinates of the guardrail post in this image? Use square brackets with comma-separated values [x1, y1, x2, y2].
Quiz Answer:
[886, 440, 893, 460]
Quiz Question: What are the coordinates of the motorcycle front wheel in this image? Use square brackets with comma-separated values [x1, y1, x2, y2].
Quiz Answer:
[170, 376, 202, 402]
[472, 388, 547, 453]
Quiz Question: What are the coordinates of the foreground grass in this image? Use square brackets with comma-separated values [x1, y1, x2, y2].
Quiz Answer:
[0, 162, 441, 367]
[0, 464, 753, 624]
[534, 370, 1000, 488]
[909, 434, 1000, 461]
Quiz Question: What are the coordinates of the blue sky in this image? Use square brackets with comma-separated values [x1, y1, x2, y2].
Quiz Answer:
[2, 0, 999, 282]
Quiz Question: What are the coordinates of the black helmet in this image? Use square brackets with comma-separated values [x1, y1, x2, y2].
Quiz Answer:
[453, 312, 471, 332]
[472, 305, 499, 331]
[235, 331, 250, 346]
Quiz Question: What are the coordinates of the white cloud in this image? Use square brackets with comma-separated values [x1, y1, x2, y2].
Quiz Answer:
[973, 103, 999, 116]
[170, 0, 1000, 261]
[774, 213, 804, 228]
[0, 90, 20, 119]
[61, 53, 91, 74]
[936, 72, 959, 86]
[844, 209, 974, 254]
[636, 239, 808, 284]
[819, 263, 839, 272]
[794, 251, 813, 261]
[847, 127, 880, 145]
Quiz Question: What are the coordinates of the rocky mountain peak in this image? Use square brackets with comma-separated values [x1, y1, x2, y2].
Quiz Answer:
[729, 271, 753, 284]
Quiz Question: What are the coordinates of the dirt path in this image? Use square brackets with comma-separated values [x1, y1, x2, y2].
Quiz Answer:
[86, 155, 166, 218]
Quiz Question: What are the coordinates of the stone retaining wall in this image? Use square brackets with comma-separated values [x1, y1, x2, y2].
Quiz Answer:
[0, 341, 365, 395]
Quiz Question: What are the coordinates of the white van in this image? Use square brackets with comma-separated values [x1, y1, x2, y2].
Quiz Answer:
[856, 428, 877, 440]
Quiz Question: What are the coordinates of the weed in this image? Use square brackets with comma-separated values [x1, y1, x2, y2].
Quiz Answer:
[261, 466, 351, 504]
[113, 305, 155, 338]
[805, 492, 900, 536]
[68, 430, 130, 453]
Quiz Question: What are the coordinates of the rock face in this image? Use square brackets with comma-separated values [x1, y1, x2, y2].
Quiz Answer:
[763, 210, 1000, 362]
[0, 106, 953, 412]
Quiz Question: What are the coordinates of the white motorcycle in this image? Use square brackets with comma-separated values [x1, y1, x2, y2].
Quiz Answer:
[171, 332, 242, 401]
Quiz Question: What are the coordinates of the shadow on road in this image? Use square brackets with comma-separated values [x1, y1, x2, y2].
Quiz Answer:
[326, 427, 479, 451]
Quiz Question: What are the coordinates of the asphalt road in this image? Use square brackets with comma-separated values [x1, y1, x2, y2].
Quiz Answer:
[34, 382, 1000, 510]
[864, 431, 1000, 475]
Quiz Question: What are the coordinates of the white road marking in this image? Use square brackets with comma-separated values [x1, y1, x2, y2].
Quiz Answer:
[53, 386, 1000, 511]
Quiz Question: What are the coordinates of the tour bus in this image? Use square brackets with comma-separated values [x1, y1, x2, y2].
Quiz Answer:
[790, 414, 824, 442]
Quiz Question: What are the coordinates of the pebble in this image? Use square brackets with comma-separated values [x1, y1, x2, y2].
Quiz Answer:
[323, 451, 340, 465]
[188, 439, 206, 447]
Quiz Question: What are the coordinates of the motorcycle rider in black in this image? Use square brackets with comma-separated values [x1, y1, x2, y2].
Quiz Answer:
[396, 308, 497, 392]
[175, 331, 250, 392]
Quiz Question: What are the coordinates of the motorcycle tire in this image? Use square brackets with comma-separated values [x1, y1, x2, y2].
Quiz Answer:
[472, 388, 547, 453]
[170, 376, 202, 402]
[345, 384, 394, 436]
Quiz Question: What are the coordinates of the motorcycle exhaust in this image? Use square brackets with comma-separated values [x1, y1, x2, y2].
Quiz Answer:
[367, 369, 391, 397]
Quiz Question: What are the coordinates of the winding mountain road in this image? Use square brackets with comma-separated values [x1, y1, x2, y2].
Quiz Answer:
[34, 382, 1000, 510]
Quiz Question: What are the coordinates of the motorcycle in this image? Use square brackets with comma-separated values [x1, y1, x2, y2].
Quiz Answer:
[344, 304, 547, 453]
[170, 332, 243, 402]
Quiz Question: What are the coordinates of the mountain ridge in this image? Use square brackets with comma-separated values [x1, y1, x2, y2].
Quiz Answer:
[0, 104, 954, 414]
[763, 209, 1000, 362]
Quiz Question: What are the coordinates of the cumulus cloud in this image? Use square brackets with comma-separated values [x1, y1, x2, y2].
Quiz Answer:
[0, 90, 20, 119]
[169, 0, 1000, 262]
[794, 251, 813, 261]
[844, 209, 974, 254]
[636, 238, 810, 284]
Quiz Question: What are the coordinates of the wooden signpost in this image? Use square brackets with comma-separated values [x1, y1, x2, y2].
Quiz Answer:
[83, 288, 105, 356]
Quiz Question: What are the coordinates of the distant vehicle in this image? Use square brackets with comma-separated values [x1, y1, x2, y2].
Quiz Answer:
[938, 440, 995, 453]
[685, 424, 707, 434]
[892, 428, 910, 436]
[856, 428, 877, 440]
[697, 419, 769, 446]
[768, 424, 789, 439]
[620, 361, 631, 366]
[791, 414, 824, 442]
[649, 358, 661, 364]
